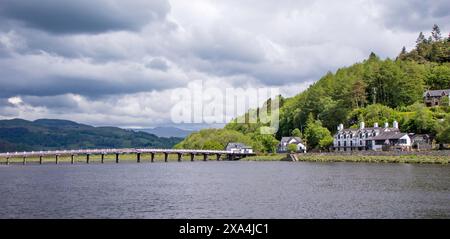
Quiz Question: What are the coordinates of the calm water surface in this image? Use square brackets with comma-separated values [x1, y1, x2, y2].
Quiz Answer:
[0, 161, 449, 218]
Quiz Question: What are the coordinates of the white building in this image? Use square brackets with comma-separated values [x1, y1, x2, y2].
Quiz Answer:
[333, 121, 411, 151]
[277, 137, 307, 153]
[225, 142, 253, 154]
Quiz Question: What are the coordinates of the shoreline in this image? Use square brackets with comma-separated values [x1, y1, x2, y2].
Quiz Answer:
[1, 151, 449, 165]
[243, 151, 450, 164]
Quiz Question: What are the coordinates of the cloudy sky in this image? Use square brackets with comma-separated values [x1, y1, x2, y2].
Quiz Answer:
[0, 0, 449, 129]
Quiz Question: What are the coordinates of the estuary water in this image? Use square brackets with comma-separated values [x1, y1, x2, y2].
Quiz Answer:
[0, 161, 449, 218]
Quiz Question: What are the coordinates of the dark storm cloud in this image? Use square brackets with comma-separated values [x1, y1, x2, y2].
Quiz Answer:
[145, 58, 169, 71]
[0, 74, 182, 99]
[379, 0, 450, 31]
[0, 0, 170, 34]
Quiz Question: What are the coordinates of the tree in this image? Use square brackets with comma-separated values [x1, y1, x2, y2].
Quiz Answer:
[287, 144, 298, 153]
[431, 24, 442, 41]
[304, 117, 333, 150]
[319, 135, 334, 151]
[291, 128, 302, 137]
[437, 128, 450, 143]
[253, 134, 279, 153]
[202, 140, 224, 150]
[404, 104, 439, 135]
[416, 32, 426, 45]
[351, 79, 367, 108]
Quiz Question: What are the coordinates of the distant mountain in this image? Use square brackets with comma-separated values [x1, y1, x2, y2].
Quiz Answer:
[0, 118, 183, 153]
[135, 127, 194, 138]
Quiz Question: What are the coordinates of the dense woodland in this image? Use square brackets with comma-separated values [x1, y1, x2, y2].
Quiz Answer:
[0, 119, 182, 152]
[177, 25, 450, 152]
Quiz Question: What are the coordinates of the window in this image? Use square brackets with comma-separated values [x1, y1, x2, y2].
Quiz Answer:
[399, 139, 407, 144]
[338, 142, 341, 147]
[360, 140, 363, 145]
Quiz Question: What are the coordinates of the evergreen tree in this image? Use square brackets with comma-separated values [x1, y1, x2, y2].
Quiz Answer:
[431, 24, 442, 41]
[416, 32, 426, 45]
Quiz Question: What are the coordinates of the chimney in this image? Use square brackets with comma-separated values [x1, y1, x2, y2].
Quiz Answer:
[360, 122, 365, 129]
[338, 124, 344, 131]
[384, 122, 389, 128]
[393, 120, 399, 129]
[374, 122, 379, 128]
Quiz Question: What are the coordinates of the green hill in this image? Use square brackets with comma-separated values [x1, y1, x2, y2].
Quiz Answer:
[0, 118, 182, 152]
[178, 25, 450, 152]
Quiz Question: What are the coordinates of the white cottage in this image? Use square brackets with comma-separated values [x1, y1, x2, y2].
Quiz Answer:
[277, 137, 307, 153]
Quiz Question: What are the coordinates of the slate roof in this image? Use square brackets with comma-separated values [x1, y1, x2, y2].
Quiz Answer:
[424, 89, 450, 97]
[225, 142, 252, 150]
[367, 132, 407, 140]
[280, 137, 303, 144]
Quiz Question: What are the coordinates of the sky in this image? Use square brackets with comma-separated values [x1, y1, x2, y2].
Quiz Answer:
[0, 0, 449, 129]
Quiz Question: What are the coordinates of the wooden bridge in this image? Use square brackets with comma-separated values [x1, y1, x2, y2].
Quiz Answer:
[0, 148, 255, 165]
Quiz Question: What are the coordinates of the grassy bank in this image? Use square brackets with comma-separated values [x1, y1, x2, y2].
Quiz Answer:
[244, 153, 449, 164]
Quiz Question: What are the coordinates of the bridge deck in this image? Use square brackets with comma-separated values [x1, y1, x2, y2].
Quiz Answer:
[0, 148, 254, 158]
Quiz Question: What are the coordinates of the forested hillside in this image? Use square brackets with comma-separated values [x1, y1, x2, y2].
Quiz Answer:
[178, 25, 450, 152]
[0, 119, 182, 152]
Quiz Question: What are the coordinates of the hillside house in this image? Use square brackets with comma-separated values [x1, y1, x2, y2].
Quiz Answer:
[424, 89, 450, 107]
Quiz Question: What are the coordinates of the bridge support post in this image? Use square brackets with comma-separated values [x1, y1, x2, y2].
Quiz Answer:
[190, 153, 195, 162]
[55, 155, 59, 164]
[39, 156, 43, 164]
[164, 153, 168, 162]
[23, 157, 27, 165]
[101, 154, 104, 164]
[203, 154, 208, 161]
[137, 153, 141, 163]
[150, 153, 155, 163]
[71, 155, 75, 164]
[228, 154, 235, 161]
[86, 154, 90, 164]
[216, 154, 221, 161]
[177, 153, 182, 162]
[115, 153, 119, 163]
[6, 157, 9, 165]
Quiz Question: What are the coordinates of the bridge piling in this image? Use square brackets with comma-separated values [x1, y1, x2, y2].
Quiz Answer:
[0, 149, 254, 166]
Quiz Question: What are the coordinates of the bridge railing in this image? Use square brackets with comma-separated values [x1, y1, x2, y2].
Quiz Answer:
[0, 148, 252, 158]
